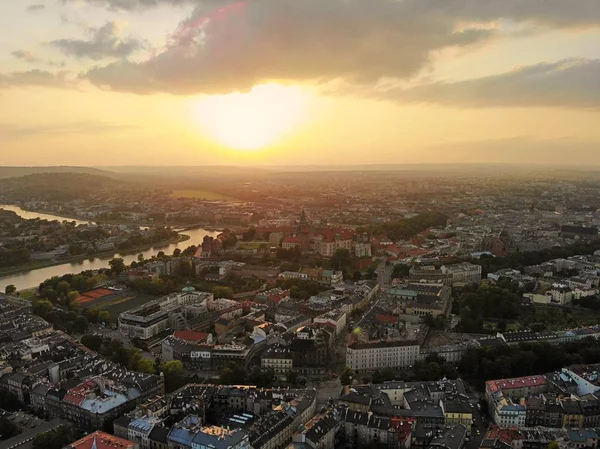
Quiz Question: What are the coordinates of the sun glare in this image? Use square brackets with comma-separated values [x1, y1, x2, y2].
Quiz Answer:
[192, 84, 310, 151]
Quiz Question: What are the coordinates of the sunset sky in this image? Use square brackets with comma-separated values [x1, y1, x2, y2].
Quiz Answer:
[1, 0, 600, 166]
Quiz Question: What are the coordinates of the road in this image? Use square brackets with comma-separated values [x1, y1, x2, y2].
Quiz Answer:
[466, 395, 488, 449]
[352, 258, 391, 328]
[376, 258, 394, 290]
[310, 379, 342, 407]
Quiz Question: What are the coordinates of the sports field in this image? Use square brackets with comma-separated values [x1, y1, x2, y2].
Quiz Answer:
[169, 190, 238, 201]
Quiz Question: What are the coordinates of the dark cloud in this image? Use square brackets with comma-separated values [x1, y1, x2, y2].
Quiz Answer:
[0, 70, 73, 89]
[50, 21, 144, 60]
[388, 59, 600, 109]
[83, 0, 600, 96]
[11, 50, 41, 63]
[85, 0, 497, 94]
[26, 4, 45, 13]
[0, 121, 138, 140]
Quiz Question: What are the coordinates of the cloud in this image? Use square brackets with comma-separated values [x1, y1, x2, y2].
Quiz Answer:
[387, 59, 600, 109]
[65, 0, 600, 29]
[11, 50, 41, 63]
[85, 0, 498, 94]
[50, 21, 144, 60]
[0, 70, 74, 89]
[0, 121, 138, 140]
[83, 0, 600, 96]
[60, 0, 194, 10]
[26, 4, 45, 13]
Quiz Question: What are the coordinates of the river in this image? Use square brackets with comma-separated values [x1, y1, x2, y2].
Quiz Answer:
[0, 205, 221, 291]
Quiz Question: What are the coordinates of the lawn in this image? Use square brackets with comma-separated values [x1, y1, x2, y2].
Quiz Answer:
[237, 241, 270, 250]
[169, 190, 239, 202]
[81, 292, 156, 322]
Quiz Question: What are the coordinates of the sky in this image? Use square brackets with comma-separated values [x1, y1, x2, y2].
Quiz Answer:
[1, 0, 600, 166]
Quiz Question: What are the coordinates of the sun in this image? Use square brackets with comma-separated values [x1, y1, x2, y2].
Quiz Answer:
[192, 84, 309, 151]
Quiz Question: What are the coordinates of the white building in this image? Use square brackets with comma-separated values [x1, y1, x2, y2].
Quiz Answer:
[346, 340, 420, 371]
[354, 243, 372, 258]
[261, 346, 293, 375]
[441, 262, 482, 285]
[548, 284, 573, 305]
[119, 289, 212, 340]
[314, 310, 347, 338]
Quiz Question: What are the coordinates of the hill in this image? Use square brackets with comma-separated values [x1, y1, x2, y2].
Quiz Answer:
[0, 166, 114, 180]
[0, 172, 129, 202]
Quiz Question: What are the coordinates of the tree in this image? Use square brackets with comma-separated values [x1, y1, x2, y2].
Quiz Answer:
[81, 334, 103, 351]
[286, 370, 298, 385]
[137, 253, 145, 262]
[73, 316, 88, 334]
[4, 285, 16, 295]
[56, 281, 71, 298]
[178, 261, 193, 277]
[352, 271, 362, 282]
[341, 366, 354, 385]
[331, 249, 352, 270]
[160, 360, 186, 392]
[67, 290, 80, 303]
[220, 365, 246, 385]
[547, 442, 560, 449]
[109, 257, 126, 274]
[136, 358, 156, 374]
[173, 248, 181, 257]
[32, 299, 53, 317]
[213, 286, 234, 299]
[0, 416, 20, 439]
[98, 310, 110, 324]
[32, 425, 77, 449]
[392, 264, 410, 278]
[157, 251, 165, 259]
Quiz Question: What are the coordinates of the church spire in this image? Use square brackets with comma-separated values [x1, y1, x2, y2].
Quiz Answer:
[300, 208, 307, 225]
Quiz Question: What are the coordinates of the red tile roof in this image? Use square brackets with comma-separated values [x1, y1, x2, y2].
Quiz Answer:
[63, 380, 97, 406]
[174, 331, 209, 342]
[376, 313, 398, 324]
[67, 431, 137, 449]
[486, 375, 547, 393]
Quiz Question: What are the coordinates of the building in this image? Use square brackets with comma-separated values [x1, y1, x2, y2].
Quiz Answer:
[486, 375, 548, 428]
[119, 290, 211, 340]
[354, 243, 372, 259]
[261, 346, 293, 375]
[408, 266, 453, 286]
[65, 431, 139, 449]
[346, 340, 420, 371]
[441, 263, 482, 285]
[313, 310, 347, 337]
[192, 426, 250, 449]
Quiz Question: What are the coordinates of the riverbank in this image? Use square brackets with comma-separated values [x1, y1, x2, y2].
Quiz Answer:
[0, 234, 190, 278]
[1, 204, 224, 230]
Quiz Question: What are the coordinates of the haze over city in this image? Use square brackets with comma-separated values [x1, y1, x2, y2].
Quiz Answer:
[1, 0, 600, 166]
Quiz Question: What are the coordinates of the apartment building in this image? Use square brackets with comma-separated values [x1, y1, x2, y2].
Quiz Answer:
[261, 346, 293, 375]
[441, 262, 482, 285]
[346, 340, 420, 371]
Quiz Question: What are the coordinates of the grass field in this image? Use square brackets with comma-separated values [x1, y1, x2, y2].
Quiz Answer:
[237, 241, 270, 250]
[169, 189, 239, 202]
[81, 292, 156, 322]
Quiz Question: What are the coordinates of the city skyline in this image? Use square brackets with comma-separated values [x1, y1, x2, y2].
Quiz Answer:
[1, 1, 600, 165]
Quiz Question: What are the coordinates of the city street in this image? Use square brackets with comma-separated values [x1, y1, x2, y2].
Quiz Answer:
[466, 396, 488, 449]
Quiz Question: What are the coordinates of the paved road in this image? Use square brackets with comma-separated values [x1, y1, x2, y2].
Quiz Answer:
[310, 379, 342, 407]
[466, 396, 488, 449]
